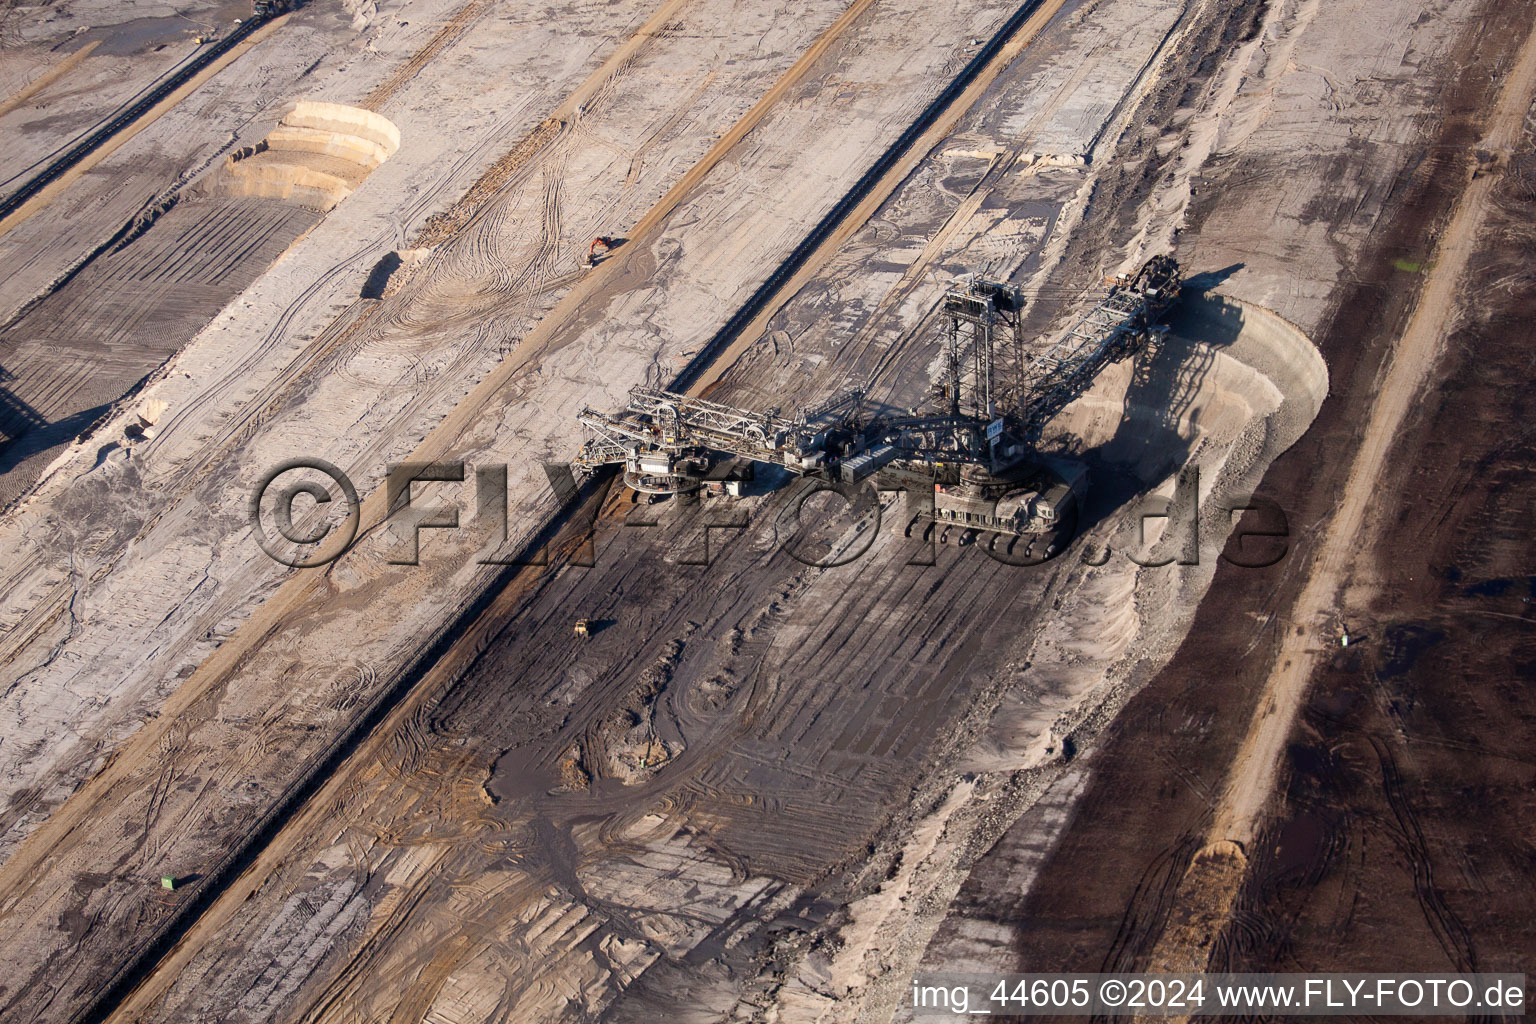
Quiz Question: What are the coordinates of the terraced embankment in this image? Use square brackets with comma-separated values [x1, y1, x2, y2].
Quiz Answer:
[0, 13, 287, 235]
[199, 101, 401, 208]
[0, 0, 1499, 1018]
[907, 0, 1520, 1003]
[0, 101, 399, 501]
[0, 1, 1072, 1021]
[78, 1, 1338, 1018]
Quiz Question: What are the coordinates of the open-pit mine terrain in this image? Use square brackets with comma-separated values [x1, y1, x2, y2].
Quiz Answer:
[0, 0, 1531, 1020]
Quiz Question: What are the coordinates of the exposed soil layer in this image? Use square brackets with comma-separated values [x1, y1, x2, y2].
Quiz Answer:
[196, 101, 400, 209]
[81, 1, 1341, 1016]
[943, 0, 1536, 996]
[0, 0, 1527, 1019]
[0, 195, 321, 503]
[1216, 80, 1536, 983]
[0, 101, 399, 506]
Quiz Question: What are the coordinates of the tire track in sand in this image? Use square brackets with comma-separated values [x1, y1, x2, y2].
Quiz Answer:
[0, 41, 101, 120]
[362, 0, 491, 113]
[4, 2, 883, 1020]
[67, 0, 928, 1018]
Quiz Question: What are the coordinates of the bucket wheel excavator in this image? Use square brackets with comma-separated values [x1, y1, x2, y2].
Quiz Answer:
[573, 255, 1181, 555]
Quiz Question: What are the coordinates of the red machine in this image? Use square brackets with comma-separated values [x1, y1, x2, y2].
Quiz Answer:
[584, 236, 623, 267]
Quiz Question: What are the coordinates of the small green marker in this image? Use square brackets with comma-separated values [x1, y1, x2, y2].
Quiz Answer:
[161, 875, 176, 891]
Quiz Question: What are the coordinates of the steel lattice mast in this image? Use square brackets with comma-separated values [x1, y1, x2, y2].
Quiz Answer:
[573, 255, 1181, 499]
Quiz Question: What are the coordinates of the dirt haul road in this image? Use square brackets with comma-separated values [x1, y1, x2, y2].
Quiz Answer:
[2, 0, 1503, 1019]
[0, 0, 455, 503]
[1, 0, 729, 853]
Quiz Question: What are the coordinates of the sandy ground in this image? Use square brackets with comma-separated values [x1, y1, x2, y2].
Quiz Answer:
[915, 0, 1536, 1007]
[0, 0, 672, 502]
[0, 0, 865, 840]
[0, 0, 1120, 1019]
[1142, 11, 1536, 977]
[11, 0, 1332, 1019]
[0, 0, 1524, 1019]
[1218, 122, 1536, 980]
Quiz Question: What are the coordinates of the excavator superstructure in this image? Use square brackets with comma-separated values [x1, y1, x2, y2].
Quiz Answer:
[574, 255, 1181, 549]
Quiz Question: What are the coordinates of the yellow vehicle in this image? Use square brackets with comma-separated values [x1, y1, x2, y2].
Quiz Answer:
[574, 619, 590, 639]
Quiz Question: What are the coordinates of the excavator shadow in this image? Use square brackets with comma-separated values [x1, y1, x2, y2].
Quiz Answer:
[1064, 272, 1247, 537]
